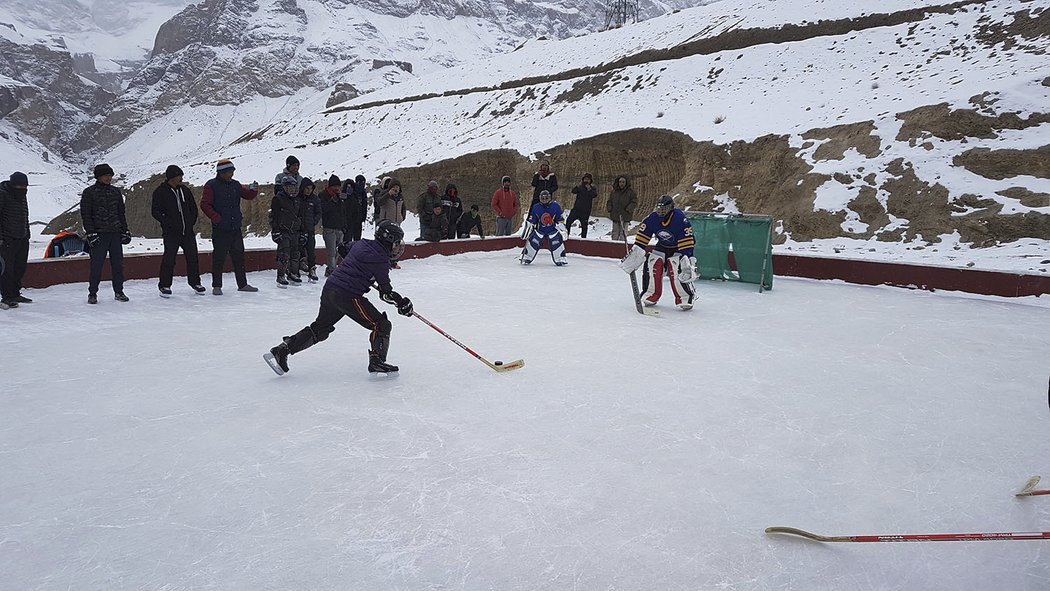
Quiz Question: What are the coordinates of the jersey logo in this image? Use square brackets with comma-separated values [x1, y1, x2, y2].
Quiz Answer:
[656, 229, 675, 244]
[540, 212, 554, 226]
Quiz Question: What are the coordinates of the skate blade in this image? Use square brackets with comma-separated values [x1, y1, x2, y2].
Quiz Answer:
[368, 371, 399, 378]
[159, 293, 172, 299]
[263, 352, 285, 376]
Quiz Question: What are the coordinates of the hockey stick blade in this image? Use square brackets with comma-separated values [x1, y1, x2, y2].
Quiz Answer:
[1016, 475, 1050, 496]
[490, 359, 526, 372]
[263, 352, 285, 376]
[766, 526, 1050, 542]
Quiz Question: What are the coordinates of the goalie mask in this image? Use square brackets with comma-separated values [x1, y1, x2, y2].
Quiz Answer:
[656, 195, 674, 218]
[375, 220, 406, 259]
[539, 190, 552, 204]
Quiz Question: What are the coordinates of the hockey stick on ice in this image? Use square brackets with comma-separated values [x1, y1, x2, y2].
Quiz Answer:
[1016, 476, 1050, 497]
[412, 312, 524, 373]
[765, 526, 1050, 542]
[618, 220, 658, 316]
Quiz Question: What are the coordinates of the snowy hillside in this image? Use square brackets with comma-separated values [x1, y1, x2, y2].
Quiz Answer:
[94, 0, 1050, 272]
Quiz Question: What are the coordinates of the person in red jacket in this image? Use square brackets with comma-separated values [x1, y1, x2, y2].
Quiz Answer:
[490, 176, 519, 236]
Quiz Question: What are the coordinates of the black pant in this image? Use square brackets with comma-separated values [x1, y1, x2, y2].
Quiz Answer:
[159, 234, 201, 288]
[347, 221, 363, 242]
[566, 208, 591, 238]
[287, 287, 392, 359]
[88, 232, 124, 295]
[0, 238, 29, 300]
[305, 232, 317, 268]
[211, 228, 247, 288]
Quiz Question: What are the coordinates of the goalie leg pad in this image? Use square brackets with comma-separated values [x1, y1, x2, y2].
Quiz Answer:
[642, 254, 664, 304]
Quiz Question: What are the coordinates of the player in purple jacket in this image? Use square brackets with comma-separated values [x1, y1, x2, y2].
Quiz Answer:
[265, 220, 414, 375]
[521, 190, 568, 266]
[619, 195, 697, 309]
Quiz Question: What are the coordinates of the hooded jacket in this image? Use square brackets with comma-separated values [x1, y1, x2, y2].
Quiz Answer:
[151, 182, 199, 237]
[0, 180, 30, 242]
[607, 176, 638, 223]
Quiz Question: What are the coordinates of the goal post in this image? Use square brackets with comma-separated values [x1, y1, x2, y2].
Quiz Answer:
[685, 212, 774, 292]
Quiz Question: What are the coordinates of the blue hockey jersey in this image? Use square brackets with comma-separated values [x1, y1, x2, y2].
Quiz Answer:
[527, 201, 564, 236]
[634, 209, 695, 256]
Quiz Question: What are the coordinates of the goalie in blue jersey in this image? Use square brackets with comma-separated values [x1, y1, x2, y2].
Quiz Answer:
[521, 190, 568, 266]
[619, 195, 697, 310]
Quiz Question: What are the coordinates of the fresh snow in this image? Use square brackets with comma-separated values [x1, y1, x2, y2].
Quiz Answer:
[2, 252, 1050, 589]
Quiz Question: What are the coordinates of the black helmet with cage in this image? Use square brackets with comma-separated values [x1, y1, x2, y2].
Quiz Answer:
[539, 190, 552, 204]
[375, 220, 406, 259]
[656, 194, 674, 218]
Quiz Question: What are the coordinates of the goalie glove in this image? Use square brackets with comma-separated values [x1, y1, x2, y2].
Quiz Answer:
[556, 223, 568, 239]
[619, 245, 647, 274]
[676, 254, 698, 282]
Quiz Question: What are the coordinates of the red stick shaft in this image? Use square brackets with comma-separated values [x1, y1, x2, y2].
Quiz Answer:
[851, 532, 1050, 542]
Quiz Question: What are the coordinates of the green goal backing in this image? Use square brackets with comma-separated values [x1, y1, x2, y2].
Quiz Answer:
[686, 212, 774, 292]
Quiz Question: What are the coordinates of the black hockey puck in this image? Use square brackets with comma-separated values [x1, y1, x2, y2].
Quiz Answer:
[495, 361, 503, 365]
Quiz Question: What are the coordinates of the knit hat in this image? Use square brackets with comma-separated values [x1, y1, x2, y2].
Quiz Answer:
[286, 155, 299, 167]
[388, 178, 401, 188]
[93, 163, 115, 179]
[328, 174, 341, 187]
[582, 173, 593, 182]
[300, 177, 314, 192]
[501, 176, 511, 183]
[216, 159, 235, 172]
[165, 165, 184, 180]
[280, 175, 298, 186]
[9, 171, 28, 186]
[428, 180, 439, 189]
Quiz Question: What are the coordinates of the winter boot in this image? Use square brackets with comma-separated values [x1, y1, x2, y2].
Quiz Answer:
[191, 284, 206, 294]
[87, 293, 98, 305]
[288, 274, 303, 285]
[115, 292, 130, 302]
[159, 287, 173, 298]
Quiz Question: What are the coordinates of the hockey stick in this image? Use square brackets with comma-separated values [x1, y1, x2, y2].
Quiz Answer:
[765, 526, 1050, 542]
[1016, 475, 1050, 497]
[618, 220, 658, 316]
[412, 312, 524, 373]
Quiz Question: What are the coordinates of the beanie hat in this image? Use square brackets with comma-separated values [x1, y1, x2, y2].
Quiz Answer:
[165, 165, 184, 180]
[300, 177, 314, 191]
[428, 180, 439, 189]
[216, 159, 235, 172]
[94, 163, 115, 179]
[280, 175, 298, 186]
[9, 171, 28, 186]
[286, 155, 299, 167]
[582, 173, 593, 182]
[328, 174, 341, 187]
[501, 176, 511, 183]
[388, 178, 401, 189]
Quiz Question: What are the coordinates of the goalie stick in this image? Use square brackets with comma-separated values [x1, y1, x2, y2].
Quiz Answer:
[618, 220, 658, 317]
[1016, 475, 1050, 497]
[765, 526, 1050, 543]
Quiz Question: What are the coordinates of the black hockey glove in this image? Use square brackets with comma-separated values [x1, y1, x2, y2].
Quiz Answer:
[271, 231, 283, 244]
[396, 297, 413, 317]
[298, 233, 308, 246]
[86, 233, 101, 247]
[121, 231, 132, 245]
[380, 290, 404, 307]
[337, 241, 350, 257]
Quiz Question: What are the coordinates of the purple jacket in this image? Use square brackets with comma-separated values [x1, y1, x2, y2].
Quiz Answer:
[325, 239, 392, 297]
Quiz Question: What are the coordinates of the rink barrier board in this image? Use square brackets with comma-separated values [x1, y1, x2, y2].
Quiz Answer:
[19, 236, 1050, 298]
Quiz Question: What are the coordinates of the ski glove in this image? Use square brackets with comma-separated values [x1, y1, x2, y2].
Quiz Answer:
[86, 233, 101, 247]
[298, 233, 308, 246]
[121, 231, 132, 245]
[337, 241, 350, 257]
[619, 245, 647, 274]
[676, 255, 698, 282]
[271, 231, 283, 244]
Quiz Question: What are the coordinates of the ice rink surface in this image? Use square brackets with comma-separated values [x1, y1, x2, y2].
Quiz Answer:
[3, 250, 1050, 590]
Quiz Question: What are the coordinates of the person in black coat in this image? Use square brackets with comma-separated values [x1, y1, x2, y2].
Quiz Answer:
[530, 161, 558, 206]
[320, 175, 346, 276]
[0, 171, 31, 308]
[151, 165, 205, 296]
[343, 175, 369, 241]
[442, 183, 462, 240]
[81, 163, 131, 304]
[566, 172, 597, 238]
[269, 177, 303, 285]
